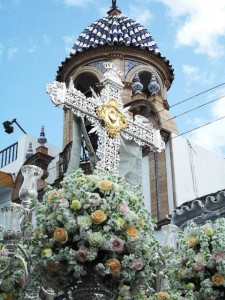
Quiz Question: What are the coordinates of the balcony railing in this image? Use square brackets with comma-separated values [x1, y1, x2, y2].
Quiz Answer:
[0, 142, 18, 168]
[58, 132, 98, 177]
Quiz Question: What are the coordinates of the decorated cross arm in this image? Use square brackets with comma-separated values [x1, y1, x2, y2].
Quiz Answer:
[46, 62, 165, 173]
[46, 81, 97, 122]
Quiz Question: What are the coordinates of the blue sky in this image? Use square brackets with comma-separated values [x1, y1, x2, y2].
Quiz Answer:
[1, 0, 225, 157]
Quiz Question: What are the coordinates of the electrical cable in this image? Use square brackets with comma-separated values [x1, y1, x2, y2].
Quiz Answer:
[170, 115, 225, 140]
[155, 81, 225, 115]
[159, 94, 225, 125]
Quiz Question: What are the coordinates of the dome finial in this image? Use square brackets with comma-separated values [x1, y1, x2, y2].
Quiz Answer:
[112, 0, 117, 9]
[38, 125, 47, 146]
[108, 0, 121, 16]
[25, 142, 34, 159]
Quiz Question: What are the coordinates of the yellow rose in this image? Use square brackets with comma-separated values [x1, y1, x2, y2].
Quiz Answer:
[186, 283, 195, 290]
[177, 266, 186, 280]
[48, 193, 54, 200]
[157, 291, 170, 300]
[212, 273, 224, 286]
[126, 226, 138, 238]
[75, 177, 86, 183]
[57, 190, 63, 199]
[98, 179, 112, 191]
[71, 199, 82, 211]
[91, 210, 107, 224]
[105, 259, 121, 274]
[205, 227, 214, 236]
[139, 218, 145, 227]
[194, 252, 205, 262]
[41, 248, 52, 256]
[129, 196, 137, 203]
[53, 227, 68, 243]
[188, 235, 198, 248]
[117, 217, 125, 228]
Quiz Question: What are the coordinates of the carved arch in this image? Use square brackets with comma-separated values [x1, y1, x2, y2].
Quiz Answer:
[69, 66, 103, 83]
[126, 64, 167, 99]
[125, 99, 161, 129]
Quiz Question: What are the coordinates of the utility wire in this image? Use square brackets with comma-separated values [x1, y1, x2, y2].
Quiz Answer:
[1, 110, 225, 191]
[171, 82, 225, 108]
[159, 94, 225, 125]
[156, 81, 225, 115]
[170, 115, 225, 140]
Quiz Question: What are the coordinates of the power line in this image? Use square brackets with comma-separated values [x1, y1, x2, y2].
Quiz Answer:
[156, 81, 225, 115]
[159, 94, 225, 125]
[170, 82, 225, 108]
[170, 115, 225, 140]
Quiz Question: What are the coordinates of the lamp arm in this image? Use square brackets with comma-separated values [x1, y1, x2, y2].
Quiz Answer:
[40, 286, 58, 298]
[17, 244, 31, 266]
[15, 254, 29, 285]
[13, 119, 27, 134]
[155, 251, 166, 292]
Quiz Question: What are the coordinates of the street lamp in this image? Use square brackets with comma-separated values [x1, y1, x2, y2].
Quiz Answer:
[2, 118, 27, 134]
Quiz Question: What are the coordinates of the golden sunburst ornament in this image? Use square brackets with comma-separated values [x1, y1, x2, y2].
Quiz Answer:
[96, 99, 128, 137]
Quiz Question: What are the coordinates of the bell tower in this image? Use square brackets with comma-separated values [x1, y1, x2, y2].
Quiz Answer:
[55, 2, 178, 221]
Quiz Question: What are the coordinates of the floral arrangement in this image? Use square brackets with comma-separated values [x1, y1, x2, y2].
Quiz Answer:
[165, 218, 225, 300]
[27, 169, 159, 299]
[0, 245, 26, 300]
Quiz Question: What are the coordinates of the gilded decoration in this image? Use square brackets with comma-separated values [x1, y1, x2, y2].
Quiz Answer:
[96, 99, 128, 137]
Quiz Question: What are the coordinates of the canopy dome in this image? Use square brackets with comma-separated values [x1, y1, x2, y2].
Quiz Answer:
[71, 15, 160, 54]
[56, 4, 174, 81]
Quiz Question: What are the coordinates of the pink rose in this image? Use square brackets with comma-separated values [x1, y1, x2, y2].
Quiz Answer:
[212, 251, 225, 262]
[110, 236, 125, 253]
[194, 262, 205, 271]
[132, 258, 144, 271]
[180, 257, 188, 264]
[59, 198, 69, 208]
[119, 202, 129, 215]
[1, 248, 9, 256]
[75, 246, 88, 262]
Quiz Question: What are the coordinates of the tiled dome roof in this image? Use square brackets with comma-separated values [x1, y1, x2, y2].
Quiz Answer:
[71, 15, 160, 54]
[56, 6, 174, 81]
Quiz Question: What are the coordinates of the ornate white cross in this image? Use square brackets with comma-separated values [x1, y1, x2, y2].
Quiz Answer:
[46, 62, 165, 174]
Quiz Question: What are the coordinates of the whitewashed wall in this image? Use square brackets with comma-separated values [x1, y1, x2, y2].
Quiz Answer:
[1, 134, 61, 184]
[171, 134, 225, 207]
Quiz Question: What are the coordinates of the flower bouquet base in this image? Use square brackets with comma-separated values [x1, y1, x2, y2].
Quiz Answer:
[69, 265, 114, 300]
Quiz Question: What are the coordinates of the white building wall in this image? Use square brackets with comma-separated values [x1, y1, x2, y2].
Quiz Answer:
[165, 142, 175, 214]
[142, 155, 151, 213]
[1, 134, 61, 184]
[171, 134, 225, 207]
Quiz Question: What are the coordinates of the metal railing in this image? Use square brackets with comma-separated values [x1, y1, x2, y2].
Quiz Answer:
[58, 133, 98, 177]
[0, 142, 18, 168]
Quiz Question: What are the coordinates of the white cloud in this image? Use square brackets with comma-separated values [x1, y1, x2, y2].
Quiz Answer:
[63, 35, 77, 53]
[188, 89, 225, 156]
[7, 47, 18, 60]
[182, 64, 215, 84]
[28, 45, 37, 53]
[128, 5, 153, 26]
[182, 65, 199, 80]
[156, 0, 225, 57]
[63, 0, 94, 6]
